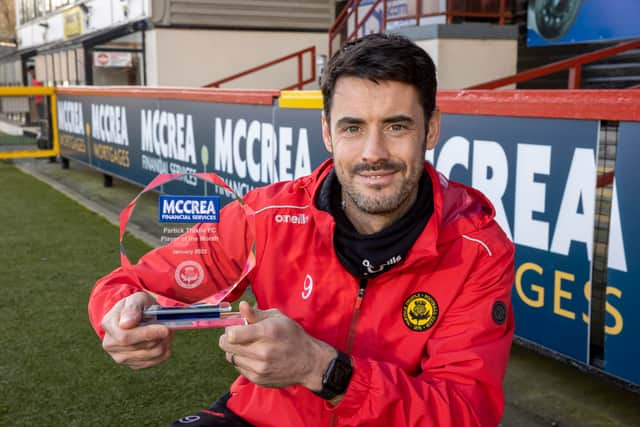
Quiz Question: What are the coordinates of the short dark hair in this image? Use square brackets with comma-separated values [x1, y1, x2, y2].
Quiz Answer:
[320, 33, 437, 125]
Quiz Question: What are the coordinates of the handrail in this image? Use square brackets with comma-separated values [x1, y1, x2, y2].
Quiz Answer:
[329, 0, 356, 36]
[204, 46, 316, 90]
[347, 0, 384, 44]
[466, 39, 640, 90]
[329, 0, 512, 57]
[329, 0, 382, 57]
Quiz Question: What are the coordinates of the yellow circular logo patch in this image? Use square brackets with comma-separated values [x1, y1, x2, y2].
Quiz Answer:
[402, 292, 438, 331]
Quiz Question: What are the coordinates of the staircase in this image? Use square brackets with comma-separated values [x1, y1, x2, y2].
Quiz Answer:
[515, 42, 640, 89]
[329, 0, 515, 57]
[581, 49, 640, 89]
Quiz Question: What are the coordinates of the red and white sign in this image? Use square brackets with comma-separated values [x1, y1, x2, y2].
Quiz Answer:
[93, 51, 133, 67]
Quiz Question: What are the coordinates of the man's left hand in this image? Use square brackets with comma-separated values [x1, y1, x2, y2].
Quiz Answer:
[219, 301, 336, 391]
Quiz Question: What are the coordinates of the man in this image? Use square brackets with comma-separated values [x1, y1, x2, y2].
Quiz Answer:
[89, 33, 515, 426]
[27, 65, 44, 123]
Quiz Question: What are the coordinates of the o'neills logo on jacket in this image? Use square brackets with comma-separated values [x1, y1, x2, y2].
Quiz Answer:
[274, 213, 309, 225]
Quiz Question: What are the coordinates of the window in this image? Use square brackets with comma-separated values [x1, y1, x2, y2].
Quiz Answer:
[40, 0, 53, 14]
[23, 0, 35, 23]
[52, 0, 69, 9]
[34, 55, 47, 83]
[53, 51, 63, 85]
[45, 53, 54, 86]
[76, 47, 86, 84]
[67, 49, 77, 85]
[19, 0, 52, 24]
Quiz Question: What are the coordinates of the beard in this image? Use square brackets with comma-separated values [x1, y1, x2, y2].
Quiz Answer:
[336, 159, 423, 215]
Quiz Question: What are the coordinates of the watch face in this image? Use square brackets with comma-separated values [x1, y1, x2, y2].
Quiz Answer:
[326, 355, 353, 393]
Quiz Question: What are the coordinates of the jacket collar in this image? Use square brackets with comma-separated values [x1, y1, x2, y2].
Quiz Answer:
[300, 158, 496, 267]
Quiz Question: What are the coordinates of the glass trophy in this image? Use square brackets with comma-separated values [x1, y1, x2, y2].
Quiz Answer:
[118, 172, 256, 329]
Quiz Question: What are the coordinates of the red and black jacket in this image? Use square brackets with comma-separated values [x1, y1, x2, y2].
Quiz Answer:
[89, 159, 515, 427]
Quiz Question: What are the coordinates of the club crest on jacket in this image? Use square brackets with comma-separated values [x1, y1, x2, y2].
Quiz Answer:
[402, 292, 439, 331]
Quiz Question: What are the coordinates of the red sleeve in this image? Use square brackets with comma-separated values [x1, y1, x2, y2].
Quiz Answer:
[88, 200, 254, 339]
[328, 228, 515, 427]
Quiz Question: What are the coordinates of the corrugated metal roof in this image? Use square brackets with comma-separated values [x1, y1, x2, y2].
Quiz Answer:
[150, 0, 333, 30]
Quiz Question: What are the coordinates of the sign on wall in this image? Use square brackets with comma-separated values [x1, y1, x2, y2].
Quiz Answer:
[58, 93, 639, 385]
[527, 0, 640, 46]
[349, 0, 446, 37]
[64, 6, 83, 39]
[93, 52, 133, 68]
[57, 96, 328, 204]
[428, 115, 601, 362]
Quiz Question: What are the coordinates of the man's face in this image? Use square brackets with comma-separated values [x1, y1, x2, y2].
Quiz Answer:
[322, 76, 440, 215]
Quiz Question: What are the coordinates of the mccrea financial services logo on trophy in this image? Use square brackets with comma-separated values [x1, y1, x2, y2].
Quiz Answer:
[118, 172, 256, 329]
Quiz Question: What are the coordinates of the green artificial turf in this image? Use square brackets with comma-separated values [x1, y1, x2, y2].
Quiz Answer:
[0, 131, 35, 146]
[0, 161, 241, 426]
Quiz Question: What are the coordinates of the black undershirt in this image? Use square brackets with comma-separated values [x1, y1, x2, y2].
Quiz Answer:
[316, 170, 433, 279]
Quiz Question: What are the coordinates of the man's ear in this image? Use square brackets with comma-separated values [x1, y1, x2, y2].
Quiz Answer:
[321, 112, 333, 153]
[425, 108, 441, 151]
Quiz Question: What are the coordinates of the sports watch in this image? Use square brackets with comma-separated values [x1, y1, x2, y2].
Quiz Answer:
[314, 350, 353, 400]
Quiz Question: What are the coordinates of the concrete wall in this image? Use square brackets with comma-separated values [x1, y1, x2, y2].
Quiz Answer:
[416, 38, 517, 89]
[146, 28, 328, 89]
[394, 23, 519, 90]
[149, 0, 334, 31]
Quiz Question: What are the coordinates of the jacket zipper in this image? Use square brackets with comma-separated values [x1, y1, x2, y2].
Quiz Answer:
[345, 278, 368, 353]
[329, 278, 368, 427]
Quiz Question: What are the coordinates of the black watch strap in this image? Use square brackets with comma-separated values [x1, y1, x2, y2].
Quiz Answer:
[314, 350, 353, 400]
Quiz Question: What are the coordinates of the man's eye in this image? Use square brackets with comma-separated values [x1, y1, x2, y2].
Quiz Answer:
[344, 126, 360, 134]
[389, 124, 407, 132]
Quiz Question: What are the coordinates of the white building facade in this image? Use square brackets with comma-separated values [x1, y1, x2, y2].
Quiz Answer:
[5, 0, 333, 88]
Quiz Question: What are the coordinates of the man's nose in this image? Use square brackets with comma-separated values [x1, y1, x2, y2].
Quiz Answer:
[361, 129, 389, 162]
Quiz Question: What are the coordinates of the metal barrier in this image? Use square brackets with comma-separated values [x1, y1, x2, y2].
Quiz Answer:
[50, 86, 640, 388]
[0, 86, 59, 160]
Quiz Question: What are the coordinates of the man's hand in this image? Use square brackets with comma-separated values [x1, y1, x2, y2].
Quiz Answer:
[219, 301, 337, 392]
[101, 292, 172, 370]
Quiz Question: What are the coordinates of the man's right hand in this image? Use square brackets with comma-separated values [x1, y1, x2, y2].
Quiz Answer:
[101, 292, 172, 370]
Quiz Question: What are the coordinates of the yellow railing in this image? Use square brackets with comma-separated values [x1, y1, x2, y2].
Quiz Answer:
[0, 86, 59, 159]
[278, 90, 323, 109]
